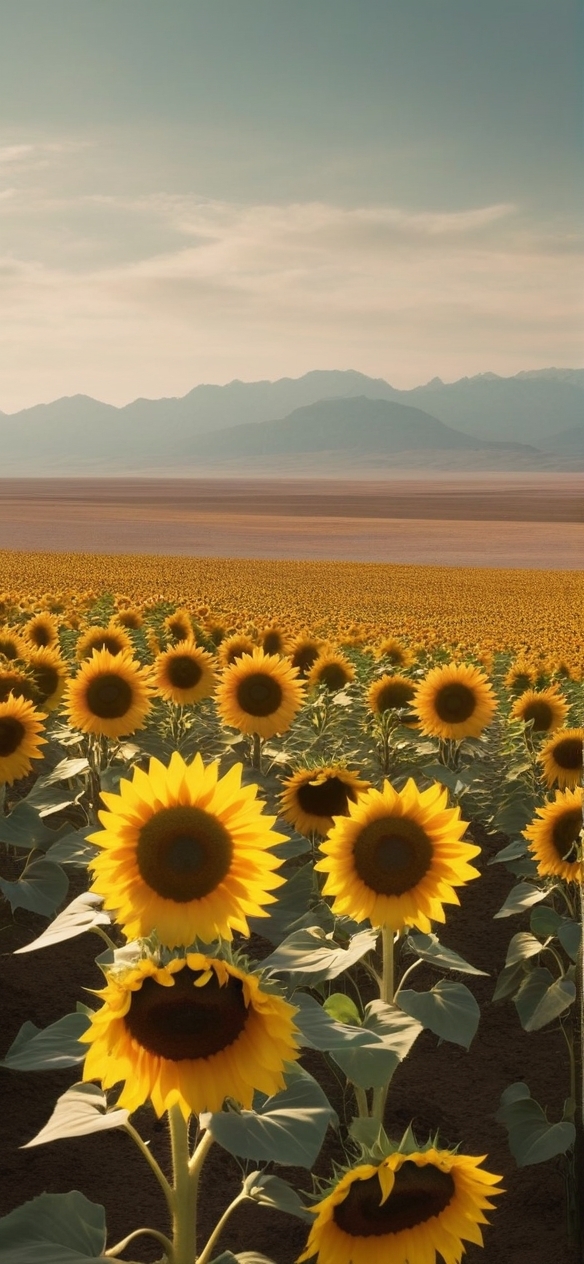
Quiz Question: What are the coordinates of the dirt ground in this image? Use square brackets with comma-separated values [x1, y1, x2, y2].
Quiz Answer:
[0, 475, 582, 567]
[0, 820, 578, 1264]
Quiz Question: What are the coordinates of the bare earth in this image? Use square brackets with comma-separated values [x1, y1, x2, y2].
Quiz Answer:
[0, 474, 581, 568]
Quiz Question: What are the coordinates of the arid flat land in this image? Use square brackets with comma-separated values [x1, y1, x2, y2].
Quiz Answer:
[0, 474, 581, 568]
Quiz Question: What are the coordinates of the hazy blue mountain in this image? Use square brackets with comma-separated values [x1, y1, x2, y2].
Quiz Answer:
[539, 424, 584, 456]
[394, 372, 584, 444]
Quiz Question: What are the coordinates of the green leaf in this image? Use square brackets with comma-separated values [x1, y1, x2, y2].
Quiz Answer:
[0, 800, 57, 848]
[489, 838, 529, 865]
[41, 757, 90, 786]
[0, 859, 68, 916]
[505, 932, 542, 968]
[494, 883, 549, 918]
[496, 1083, 576, 1166]
[15, 893, 111, 954]
[397, 980, 480, 1049]
[495, 797, 537, 835]
[0, 1190, 108, 1263]
[23, 1083, 128, 1148]
[332, 1000, 423, 1090]
[43, 829, 97, 867]
[420, 765, 460, 792]
[492, 962, 526, 1003]
[406, 932, 487, 976]
[242, 1172, 311, 1221]
[1, 1013, 90, 1072]
[529, 906, 563, 938]
[557, 921, 582, 962]
[348, 1116, 390, 1159]
[261, 926, 377, 981]
[514, 969, 576, 1031]
[200, 1068, 335, 1168]
[323, 994, 362, 1026]
[248, 863, 318, 946]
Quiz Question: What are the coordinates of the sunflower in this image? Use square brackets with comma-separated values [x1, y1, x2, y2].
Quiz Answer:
[307, 652, 355, 693]
[64, 648, 153, 739]
[216, 648, 305, 739]
[81, 953, 299, 1119]
[164, 608, 193, 643]
[0, 694, 46, 784]
[511, 687, 569, 734]
[76, 623, 132, 661]
[0, 628, 26, 661]
[0, 666, 35, 704]
[218, 633, 257, 667]
[298, 1148, 502, 1264]
[89, 752, 287, 945]
[22, 611, 60, 650]
[376, 638, 413, 668]
[539, 729, 583, 790]
[413, 662, 496, 741]
[26, 646, 68, 711]
[113, 606, 143, 630]
[367, 675, 417, 717]
[503, 659, 537, 696]
[260, 624, 288, 656]
[523, 787, 583, 883]
[280, 766, 369, 837]
[315, 778, 479, 932]
[152, 640, 216, 705]
[290, 635, 323, 676]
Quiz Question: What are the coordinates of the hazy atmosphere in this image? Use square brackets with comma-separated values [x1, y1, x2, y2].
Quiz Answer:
[1, 0, 582, 411]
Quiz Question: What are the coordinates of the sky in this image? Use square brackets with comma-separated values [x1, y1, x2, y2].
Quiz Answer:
[0, 0, 582, 411]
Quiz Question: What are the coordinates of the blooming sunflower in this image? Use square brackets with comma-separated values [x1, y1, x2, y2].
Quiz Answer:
[280, 766, 369, 837]
[298, 1148, 502, 1264]
[23, 611, 60, 650]
[376, 638, 413, 668]
[218, 633, 257, 667]
[290, 635, 323, 676]
[81, 953, 299, 1119]
[413, 662, 496, 741]
[367, 675, 417, 717]
[523, 787, 583, 883]
[0, 667, 35, 703]
[539, 729, 583, 790]
[89, 752, 287, 945]
[0, 628, 26, 661]
[76, 623, 132, 661]
[0, 694, 46, 784]
[260, 624, 288, 656]
[503, 659, 537, 696]
[64, 648, 153, 739]
[315, 778, 479, 932]
[307, 652, 355, 693]
[152, 639, 215, 705]
[511, 687, 569, 734]
[113, 606, 143, 630]
[26, 646, 68, 711]
[216, 648, 305, 739]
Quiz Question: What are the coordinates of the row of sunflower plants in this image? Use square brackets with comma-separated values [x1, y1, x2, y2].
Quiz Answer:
[0, 612, 581, 1261]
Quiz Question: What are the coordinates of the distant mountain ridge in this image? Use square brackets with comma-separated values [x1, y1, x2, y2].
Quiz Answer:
[1, 367, 582, 474]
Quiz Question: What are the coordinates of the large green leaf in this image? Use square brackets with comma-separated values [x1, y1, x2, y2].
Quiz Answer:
[496, 1083, 576, 1166]
[397, 980, 480, 1049]
[0, 859, 68, 916]
[23, 1083, 128, 1148]
[0, 801, 57, 849]
[200, 1068, 335, 1168]
[505, 932, 542, 968]
[514, 968, 576, 1032]
[494, 883, 549, 918]
[44, 829, 97, 867]
[242, 1172, 311, 1221]
[0, 1190, 107, 1262]
[332, 1000, 423, 1089]
[492, 961, 527, 1003]
[406, 932, 487, 976]
[529, 906, 563, 938]
[1, 1013, 90, 1072]
[557, 920, 582, 962]
[15, 893, 111, 954]
[488, 838, 529, 865]
[248, 863, 318, 946]
[261, 926, 377, 981]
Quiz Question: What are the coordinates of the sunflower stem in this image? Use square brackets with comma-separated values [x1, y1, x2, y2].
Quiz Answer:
[168, 1106, 202, 1264]
[196, 1191, 249, 1264]
[380, 927, 395, 1005]
[104, 1225, 174, 1258]
[353, 1085, 370, 1119]
[251, 732, 262, 771]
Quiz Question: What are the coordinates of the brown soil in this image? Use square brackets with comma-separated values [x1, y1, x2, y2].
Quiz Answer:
[0, 821, 577, 1264]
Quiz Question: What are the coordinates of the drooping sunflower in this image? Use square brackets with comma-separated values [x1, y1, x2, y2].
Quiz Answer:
[298, 1148, 503, 1264]
[523, 787, 583, 883]
[0, 694, 46, 784]
[81, 952, 299, 1119]
[413, 662, 497, 741]
[76, 623, 132, 661]
[539, 729, 583, 790]
[64, 648, 153, 738]
[216, 648, 305, 739]
[290, 635, 323, 677]
[152, 640, 216, 705]
[22, 611, 60, 650]
[280, 766, 370, 837]
[511, 687, 569, 734]
[89, 752, 287, 945]
[26, 646, 68, 711]
[367, 675, 417, 718]
[315, 778, 479, 932]
[307, 652, 355, 693]
[218, 633, 257, 668]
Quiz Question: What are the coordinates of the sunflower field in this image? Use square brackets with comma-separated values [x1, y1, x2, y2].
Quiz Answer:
[0, 553, 582, 1264]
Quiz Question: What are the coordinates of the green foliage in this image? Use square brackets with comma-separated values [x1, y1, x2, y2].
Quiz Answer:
[496, 1083, 576, 1166]
[200, 1068, 336, 1168]
[397, 980, 480, 1049]
[0, 1191, 108, 1264]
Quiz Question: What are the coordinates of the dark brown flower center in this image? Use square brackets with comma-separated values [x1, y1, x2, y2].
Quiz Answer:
[550, 738, 582, 771]
[521, 699, 555, 732]
[85, 673, 133, 718]
[262, 631, 283, 655]
[353, 815, 432, 896]
[137, 805, 232, 901]
[124, 966, 248, 1061]
[236, 672, 283, 717]
[510, 672, 533, 695]
[291, 644, 320, 674]
[168, 619, 190, 640]
[333, 1162, 455, 1236]
[30, 625, 53, 648]
[551, 809, 583, 861]
[434, 682, 476, 724]
[0, 674, 34, 703]
[0, 638, 20, 661]
[296, 775, 356, 820]
[316, 663, 349, 691]
[374, 681, 415, 712]
[167, 654, 203, 690]
[31, 663, 61, 701]
[0, 716, 25, 757]
[382, 646, 406, 665]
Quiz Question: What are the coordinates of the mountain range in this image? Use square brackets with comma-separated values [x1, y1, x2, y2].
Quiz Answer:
[2, 367, 583, 475]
